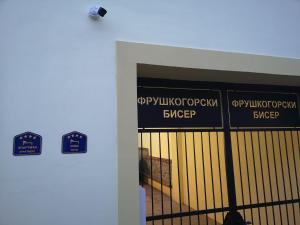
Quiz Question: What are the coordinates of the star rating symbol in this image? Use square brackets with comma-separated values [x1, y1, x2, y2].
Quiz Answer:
[64, 132, 86, 144]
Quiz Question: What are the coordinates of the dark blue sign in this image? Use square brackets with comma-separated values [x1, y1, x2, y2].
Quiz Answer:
[62, 131, 87, 154]
[137, 86, 223, 128]
[13, 132, 42, 156]
[228, 91, 300, 127]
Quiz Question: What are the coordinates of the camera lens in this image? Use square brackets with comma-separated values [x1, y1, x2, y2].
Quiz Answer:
[98, 7, 107, 17]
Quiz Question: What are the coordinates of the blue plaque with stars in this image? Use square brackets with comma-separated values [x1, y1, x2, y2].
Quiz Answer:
[13, 132, 42, 156]
[62, 131, 87, 154]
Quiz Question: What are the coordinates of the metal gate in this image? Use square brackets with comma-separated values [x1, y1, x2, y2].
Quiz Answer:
[137, 78, 300, 225]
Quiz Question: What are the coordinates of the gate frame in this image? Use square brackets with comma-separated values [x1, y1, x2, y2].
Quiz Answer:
[116, 41, 300, 225]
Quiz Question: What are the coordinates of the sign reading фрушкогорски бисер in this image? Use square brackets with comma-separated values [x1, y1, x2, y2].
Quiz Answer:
[228, 91, 300, 127]
[137, 86, 300, 128]
[137, 86, 223, 128]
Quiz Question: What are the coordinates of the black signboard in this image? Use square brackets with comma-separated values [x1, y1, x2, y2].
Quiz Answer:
[137, 86, 223, 128]
[228, 91, 300, 127]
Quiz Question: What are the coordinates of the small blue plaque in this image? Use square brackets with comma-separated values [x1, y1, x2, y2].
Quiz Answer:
[13, 132, 42, 156]
[62, 131, 87, 154]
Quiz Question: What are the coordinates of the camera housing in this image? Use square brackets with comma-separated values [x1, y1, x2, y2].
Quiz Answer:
[89, 6, 107, 18]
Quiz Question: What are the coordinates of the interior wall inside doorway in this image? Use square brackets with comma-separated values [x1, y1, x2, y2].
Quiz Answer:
[138, 129, 300, 225]
[138, 131, 228, 224]
[231, 130, 300, 225]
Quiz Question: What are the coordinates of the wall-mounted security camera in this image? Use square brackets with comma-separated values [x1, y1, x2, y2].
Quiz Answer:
[89, 5, 107, 18]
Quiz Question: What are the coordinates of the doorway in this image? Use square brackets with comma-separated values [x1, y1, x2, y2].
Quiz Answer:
[116, 41, 300, 225]
[137, 78, 300, 225]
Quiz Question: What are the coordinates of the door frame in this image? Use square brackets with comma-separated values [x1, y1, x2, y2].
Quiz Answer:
[116, 41, 300, 225]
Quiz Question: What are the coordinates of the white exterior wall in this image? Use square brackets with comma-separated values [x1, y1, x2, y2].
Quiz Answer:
[0, 1, 300, 225]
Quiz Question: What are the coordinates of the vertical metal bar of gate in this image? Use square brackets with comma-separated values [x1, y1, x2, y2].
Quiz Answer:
[270, 131, 284, 225]
[220, 90, 238, 211]
[249, 132, 262, 225]
[208, 132, 217, 225]
[243, 131, 254, 224]
[216, 132, 225, 221]
[262, 131, 277, 225]
[276, 131, 291, 225]
[192, 132, 200, 225]
[167, 132, 174, 225]
[184, 133, 192, 225]
[257, 131, 270, 225]
[158, 132, 165, 225]
[234, 132, 246, 219]
[176, 132, 183, 225]
[200, 131, 209, 225]
[150, 132, 154, 225]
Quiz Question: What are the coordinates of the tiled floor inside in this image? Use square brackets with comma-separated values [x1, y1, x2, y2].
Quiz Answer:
[145, 185, 222, 225]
